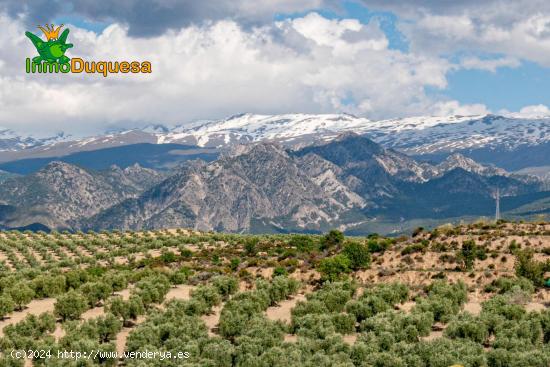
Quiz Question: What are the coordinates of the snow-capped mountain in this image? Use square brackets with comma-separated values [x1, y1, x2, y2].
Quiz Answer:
[0, 113, 548, 172]
[153, 113, 372, 148]
[144, 113, 549, 154]
[367, 114, 550, 155]
[0, 129, 72, 152]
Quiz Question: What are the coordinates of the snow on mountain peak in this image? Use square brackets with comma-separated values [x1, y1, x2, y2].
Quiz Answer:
[1, 112, 548, 159]
[153, 113, 372, 147]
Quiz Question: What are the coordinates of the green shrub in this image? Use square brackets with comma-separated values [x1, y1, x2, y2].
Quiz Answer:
[484, 276, 535, 295]
[515, 250, 547, 287]
[445, 313, 488, 343]
[318, 255, 352, 281]
[0, 295, 14, 319]
[320, 230, 344, 250]
[80, 281, 113, 307]
[54, 291, 87, 321]
[32, 275, 66, 298]
[106, 295, 144, 326]
[8, 283, 35, 311]
[401, 242, 427, 256]
[211, 276, 239, 299]
[191, 285, 222, 308]
[289, 235, 317, 253]
[367, 282, 409, 305]
[343, 241, 371, 270]
[308, 282, 355, 313]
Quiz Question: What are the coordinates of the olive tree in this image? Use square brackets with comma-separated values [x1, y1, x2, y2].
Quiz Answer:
[0, 295, 15, 319]
[8, 283, 35, 311]
[54, 291, 88, 321]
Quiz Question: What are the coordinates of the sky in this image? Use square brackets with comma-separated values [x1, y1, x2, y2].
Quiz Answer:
[1, 0, 550, 136]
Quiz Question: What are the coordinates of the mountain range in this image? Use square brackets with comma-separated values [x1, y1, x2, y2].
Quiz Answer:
[0, 132, 546, 234]
[0, 113, 548, 175]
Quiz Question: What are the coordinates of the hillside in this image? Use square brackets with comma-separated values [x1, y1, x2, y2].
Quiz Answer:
[0, 222, 548, 365]
[0, 162, 164, 229]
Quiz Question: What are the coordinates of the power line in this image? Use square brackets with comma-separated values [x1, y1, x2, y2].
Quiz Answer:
[495, 187, 500, 222]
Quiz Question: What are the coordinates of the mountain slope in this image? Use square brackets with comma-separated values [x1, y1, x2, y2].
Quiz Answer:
[83, 135, 547, 233]
[294, 134, 437, 200]
[84, 143, 354, 232]
[0, 162, 164, 229]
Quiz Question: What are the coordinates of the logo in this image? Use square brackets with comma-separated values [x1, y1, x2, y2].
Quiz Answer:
[26, 24, 73, 65]
[25, 24, 152, 77]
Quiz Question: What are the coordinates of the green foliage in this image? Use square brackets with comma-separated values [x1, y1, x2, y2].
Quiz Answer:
[160, 249, 178, 263]
[0, 295, 14, 319]
[133, 274, 171, 306]
[273, 266, 287, 277]
[244, 238, 259, 256]
[413, 281, 467, 322]
[368, 282, 409, 305]
[515, 250, 547, 287]
[401, 241, 428, 256]
[2, 313, 56, 352]
[307, 282, 356, 313]
[445, 313, 488, 343]
[289, 234, 318, 253]
[230, 258, 240, 271]
[80, 281, 113, 307]
[484, 276, 535, 294]
[106, 295, 145, 326]
[106, 272, 128, 291]
[219, 277, 299, 338]
[211, 276, 239, 299]
[320, 230, 345, 250]
[0, 228, 549, 366]
[457, 240, 487, 270]
[367, 238, 392, 253]
[8, 283, 35, 310]
[54, 290, 88, 321]
[342, 241, 371, 270]
[318, 254, 352, 281]
[32, 275, 66, 298]
[256, 276, 299, 306]
[191, 285, 222, 308]
[360, 310, 434, 342]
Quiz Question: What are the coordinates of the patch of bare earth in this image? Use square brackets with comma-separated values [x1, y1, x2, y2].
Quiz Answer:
[165, 284, 194, 301]
[342, 334, 358, 344]
[397, 301, 416, 312]
[265, 294, 307, 323]
[115, 315, 146, 356]
[422, 323, 446, 341]
[201, 305, 223, 337]
[525, 302, 547, 312]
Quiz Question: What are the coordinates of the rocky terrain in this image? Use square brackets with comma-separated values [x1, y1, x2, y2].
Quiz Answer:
[0, 163, 164, 229]
[0, 133, 545, 233]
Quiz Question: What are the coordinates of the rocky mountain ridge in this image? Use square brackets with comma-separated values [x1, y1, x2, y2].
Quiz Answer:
[0, 134, 546, 233]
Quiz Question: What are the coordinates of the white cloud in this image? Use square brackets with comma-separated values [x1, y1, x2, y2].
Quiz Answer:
[460, 56, 520, 73]
[0, 12, 455, 136]
[430, 100, 490, 117]
[365, 1, 550, 67]
[501, 104, 550, 118]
